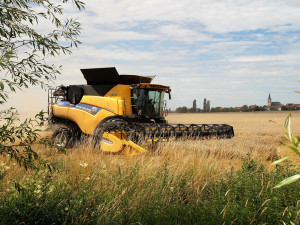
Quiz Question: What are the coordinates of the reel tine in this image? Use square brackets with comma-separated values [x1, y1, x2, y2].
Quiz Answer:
[174, 124, 187, 140]
[159, 124, 174, 141]
[167, 124, 175, 141]
[189, 124, 201, 140]
[123, 122, 233, 151]
[201, 124, 210, 139]
[188, 124, 199, 140]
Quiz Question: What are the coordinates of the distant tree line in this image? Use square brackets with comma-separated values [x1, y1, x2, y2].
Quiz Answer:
[210, 105, 300, 112]
[175, 106, 188, 113]
[210, 105, 265, 112]
[281, 105, 300, 111]
[175, 98, 210, 113]
[174, 100, 300, 113]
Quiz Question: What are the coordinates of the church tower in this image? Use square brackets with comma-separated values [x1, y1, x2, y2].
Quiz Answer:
[268, 93, 271, 107]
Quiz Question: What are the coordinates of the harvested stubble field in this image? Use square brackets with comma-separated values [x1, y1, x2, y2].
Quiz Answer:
[1, 111, 300, 224]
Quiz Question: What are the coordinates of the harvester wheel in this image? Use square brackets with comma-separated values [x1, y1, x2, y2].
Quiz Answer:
[93, 118, 128, 149]
[52, 127, 75, 148]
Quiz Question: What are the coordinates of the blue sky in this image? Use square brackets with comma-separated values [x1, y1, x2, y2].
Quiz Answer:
[7, 0, 300, 112]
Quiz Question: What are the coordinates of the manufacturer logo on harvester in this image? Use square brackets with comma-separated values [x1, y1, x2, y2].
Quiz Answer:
[91, 106, 98, 114]
[56, 101, 101, 115]
[73, 104, 101, 115]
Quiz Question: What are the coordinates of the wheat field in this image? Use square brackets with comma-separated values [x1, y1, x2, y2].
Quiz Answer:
[1, 111, 300, 224]
[17, 111, 296, 183]
[6, 111, 299, 182]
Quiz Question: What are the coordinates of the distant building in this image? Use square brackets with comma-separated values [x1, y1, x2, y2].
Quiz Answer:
[268, 93, 282, 110]
[268, 93, 272, 107]
[286, 103, 300, 108]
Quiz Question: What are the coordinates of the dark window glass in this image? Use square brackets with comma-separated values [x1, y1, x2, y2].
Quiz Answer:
[132, 89, 164, 117]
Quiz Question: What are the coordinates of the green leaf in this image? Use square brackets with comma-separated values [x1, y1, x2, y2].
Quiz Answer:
[269, 119, 280, 126]
[287, 146, 300, 156]
[274, 174, 300, 188]
[271, 156, 293, 165]
[279, 141, 286, 146]
[0, 81, 4, 90]
[284, 113, 292, 141]
[292, 135, 298, 147]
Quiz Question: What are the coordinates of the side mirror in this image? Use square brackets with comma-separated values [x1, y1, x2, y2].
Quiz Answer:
[166, 89, 171, 100]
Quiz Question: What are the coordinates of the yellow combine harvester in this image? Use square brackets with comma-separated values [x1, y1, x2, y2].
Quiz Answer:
[48, 67, 234, 155]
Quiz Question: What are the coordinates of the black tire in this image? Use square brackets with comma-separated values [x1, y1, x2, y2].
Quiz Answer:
[92, 118, 128, 149]
[51, 127, 75, 148]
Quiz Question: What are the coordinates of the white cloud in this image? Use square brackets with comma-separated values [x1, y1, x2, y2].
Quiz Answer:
[80, 29, 159, 43]
[6, 0, 300, 112]
[83, 0, 300, 33]
[157, 24, 212, 42]
[230, 52, 300, 63]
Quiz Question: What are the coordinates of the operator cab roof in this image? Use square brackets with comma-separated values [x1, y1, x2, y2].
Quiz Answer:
[81, 67, 155, 85]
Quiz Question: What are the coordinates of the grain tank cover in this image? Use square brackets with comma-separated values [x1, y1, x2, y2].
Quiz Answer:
[80, 67, 154, 85]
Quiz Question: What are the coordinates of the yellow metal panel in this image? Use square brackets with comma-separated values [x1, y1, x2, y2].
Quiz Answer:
[118, 99, 124, 115]
[52, 103, 115, 134]
[52, 104, 69, 119]
[104, 85, 132, 115]
[101, 133, 123, 153]
[80, 96, 121, 115]
[66, 107, 115, 134]
[101, 133, 148, 155]
[52, 84, 133, 134]
[104, 84, 131, 98]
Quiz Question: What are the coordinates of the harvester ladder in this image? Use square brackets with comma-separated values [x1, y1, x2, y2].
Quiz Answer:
[124, 96, 136, 115]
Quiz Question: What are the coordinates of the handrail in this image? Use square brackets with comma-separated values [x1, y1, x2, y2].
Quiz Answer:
[48, 87, 67, 116]
[124, 96, 136, 115]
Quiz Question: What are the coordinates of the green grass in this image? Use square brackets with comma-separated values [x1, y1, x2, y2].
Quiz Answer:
[0, 155, 299, 225]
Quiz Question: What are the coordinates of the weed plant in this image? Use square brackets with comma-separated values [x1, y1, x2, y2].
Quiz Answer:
[0, 155, 299, 225]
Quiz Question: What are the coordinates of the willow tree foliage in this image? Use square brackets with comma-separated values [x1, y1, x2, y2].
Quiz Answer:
[0, 0, 85, 168]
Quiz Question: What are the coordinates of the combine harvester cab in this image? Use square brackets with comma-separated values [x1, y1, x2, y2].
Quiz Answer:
[48, 67, 234, 155]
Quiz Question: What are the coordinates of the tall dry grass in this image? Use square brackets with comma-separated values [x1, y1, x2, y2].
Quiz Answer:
[3, 111, 299, 187]
[1, 111, 300, 224]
